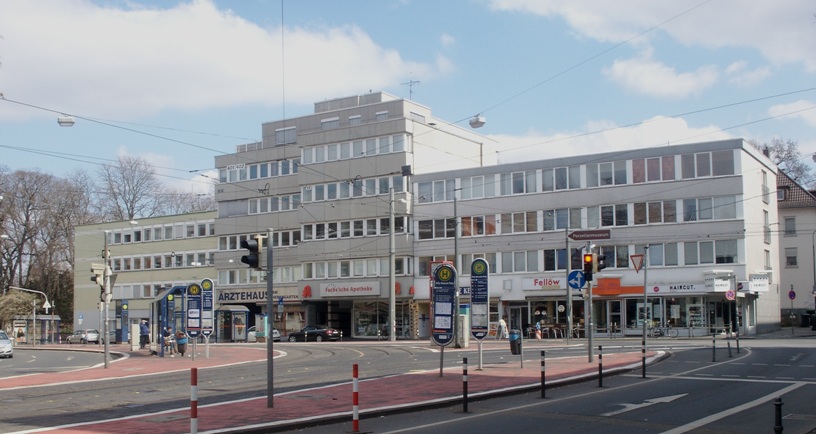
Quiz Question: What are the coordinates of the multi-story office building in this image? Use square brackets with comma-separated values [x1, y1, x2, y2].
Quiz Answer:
[214, 92, 495, 337]
[413, 138, 781, 336]
[73, 212, 217, 337]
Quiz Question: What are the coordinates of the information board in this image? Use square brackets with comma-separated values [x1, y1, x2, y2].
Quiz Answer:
[432, 264, 456, 346]
[186, 283, 202, 337]
[470, 258, 489, 340]
[201, 278, 215, 336]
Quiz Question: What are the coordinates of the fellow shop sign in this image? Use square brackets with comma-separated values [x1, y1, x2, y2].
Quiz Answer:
[523, 277, 566, 290]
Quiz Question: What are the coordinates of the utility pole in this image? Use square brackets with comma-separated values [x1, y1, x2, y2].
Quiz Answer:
[103, 231, 111, 369]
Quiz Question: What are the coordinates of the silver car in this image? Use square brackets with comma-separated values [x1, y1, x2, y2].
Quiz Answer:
[0, 331, 13, 358]
[67, 329, 100, 344]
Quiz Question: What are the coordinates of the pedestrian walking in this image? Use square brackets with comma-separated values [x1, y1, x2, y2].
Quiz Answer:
[139, 320, 149, 349]
[497, 316, 508, 339]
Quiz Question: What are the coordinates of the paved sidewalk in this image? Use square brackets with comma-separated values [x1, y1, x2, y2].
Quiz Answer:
[6, 341, 660, 433]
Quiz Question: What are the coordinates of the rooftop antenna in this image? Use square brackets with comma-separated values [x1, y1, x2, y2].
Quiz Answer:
[401, 77, 420, 100]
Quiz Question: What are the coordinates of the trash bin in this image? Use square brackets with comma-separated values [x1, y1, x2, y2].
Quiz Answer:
[509, 329, 522, 355]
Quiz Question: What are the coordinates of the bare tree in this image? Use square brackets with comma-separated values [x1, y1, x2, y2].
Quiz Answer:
[748, 138, 815, 187]
[161, 186, 217, 215]
[98, 155, 166, 220]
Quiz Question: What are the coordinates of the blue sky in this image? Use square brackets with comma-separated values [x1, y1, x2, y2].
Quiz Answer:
[2, 0, 816, 193]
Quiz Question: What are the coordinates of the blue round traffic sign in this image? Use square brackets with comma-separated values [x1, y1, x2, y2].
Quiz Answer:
[568, 270, 586, 289]
[789, 290, 796, 300]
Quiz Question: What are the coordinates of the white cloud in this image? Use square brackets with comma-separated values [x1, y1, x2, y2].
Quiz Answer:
[440, 33, 456, 48]
[491, 115, 732, 164]
[768, 100, 816, 128]
[0, 0, 440, 122]
[489, 0, 816, 71]
[724, 61, 770, 87]
[603, 52, 718, 98]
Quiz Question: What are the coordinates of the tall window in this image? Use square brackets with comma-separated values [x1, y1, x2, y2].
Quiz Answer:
[784, 217, 796, 235]
[785, 248, 798, 267]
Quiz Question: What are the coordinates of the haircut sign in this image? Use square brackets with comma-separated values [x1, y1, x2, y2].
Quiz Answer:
[432, 264, 456, 346]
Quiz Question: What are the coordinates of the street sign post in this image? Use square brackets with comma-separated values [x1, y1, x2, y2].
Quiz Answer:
[469, 258, 489, 370]
[201, 278, 214, 358]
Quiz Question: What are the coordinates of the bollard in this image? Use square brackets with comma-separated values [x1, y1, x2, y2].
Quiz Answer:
[598, 345, 603, 388]
[191, 368, 198, 434]
[463, 357, 469, 413]
[540, 350, 546, 399]
[352, 364, 360, 433]
[340, 330, 343, 342]
[774, 397, 783, 433]
[727, 338, 732, 358]
[641, 338, 646, 378]
[712, 334, 716, 362]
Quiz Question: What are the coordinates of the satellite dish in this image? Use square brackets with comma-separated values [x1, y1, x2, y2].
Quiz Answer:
[469, 115, 486, 129]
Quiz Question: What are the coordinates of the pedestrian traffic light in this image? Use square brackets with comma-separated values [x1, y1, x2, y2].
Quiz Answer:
[582, 253, 594, 280]
[240, 235, 265, 270]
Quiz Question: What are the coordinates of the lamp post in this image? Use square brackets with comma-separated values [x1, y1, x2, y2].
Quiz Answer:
[103, 230, 111, 368]
[9, 286, 49, 345]
[811, 230, 816, 313]
[389, 188, 396, 342]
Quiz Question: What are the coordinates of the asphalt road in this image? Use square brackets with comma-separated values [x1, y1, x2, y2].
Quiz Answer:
[297, 340, 816, 434]
[0, 349, 108, 378]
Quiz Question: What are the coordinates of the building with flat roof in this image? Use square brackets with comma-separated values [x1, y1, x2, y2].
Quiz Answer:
[212, 92, 781, 339]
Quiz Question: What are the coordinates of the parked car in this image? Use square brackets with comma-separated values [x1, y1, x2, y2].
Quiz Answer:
[67, 329, 100, 344]
[287, 326, 340, 342]
[247, 326, 281, 343]
[0, 330, 13, 358]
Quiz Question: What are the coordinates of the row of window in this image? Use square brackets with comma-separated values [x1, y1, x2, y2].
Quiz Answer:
[247, 193, 301, 215]
[218, 230, 302, 251]
[301, 134, 407, 165]
[108, 221, 215, 245]
[418, 150, 735, 203]
[301, 175, 405, 203]
[416, 239, 739, 276]
[302, 257, 412, 280]
[219, 159, 300, 184]
[110, 251, 216, 272]
[302, 217, 408, 241]
[417, 196, 738, 240]
[218, 266, 296, 286]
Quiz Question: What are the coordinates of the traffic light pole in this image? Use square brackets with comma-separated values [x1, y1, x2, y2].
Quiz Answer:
[266, 228, 274, 408]
[585, 241, 593, 363]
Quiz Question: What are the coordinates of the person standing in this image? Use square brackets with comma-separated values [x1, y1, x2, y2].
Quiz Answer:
[497, 316, 508, 339]
[163, 326, 176, 357]
[139, 320, 149, 349]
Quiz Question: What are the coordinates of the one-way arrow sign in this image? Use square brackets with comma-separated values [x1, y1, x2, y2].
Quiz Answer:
[601, 393, 687, 417]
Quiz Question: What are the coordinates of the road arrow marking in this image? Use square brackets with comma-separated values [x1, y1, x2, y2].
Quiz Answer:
[601, 393, 687, 417]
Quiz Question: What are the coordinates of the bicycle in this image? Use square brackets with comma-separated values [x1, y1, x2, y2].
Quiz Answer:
[648, 324, 679, 338]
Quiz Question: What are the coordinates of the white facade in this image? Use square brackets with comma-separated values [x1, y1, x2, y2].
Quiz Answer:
[211, 92, 782, 338]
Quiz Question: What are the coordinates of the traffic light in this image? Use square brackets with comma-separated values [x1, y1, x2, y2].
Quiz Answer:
[596, 252, 607, 273]
[240, 235, 265, 270]
[91, 263, 105, 302]
[582, 253, 594, 280]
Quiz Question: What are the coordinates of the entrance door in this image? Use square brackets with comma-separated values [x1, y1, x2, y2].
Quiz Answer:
[608, 300, 622, 335]
[509, 307, 526, 332]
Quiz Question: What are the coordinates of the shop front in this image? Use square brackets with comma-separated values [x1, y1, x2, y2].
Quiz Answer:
[305, 279, 415, 339]
[517, 276, 584, 338]
[593, 275, 759, 337]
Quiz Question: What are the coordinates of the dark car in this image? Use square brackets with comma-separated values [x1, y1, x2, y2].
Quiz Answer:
[287, 326, 340, 342]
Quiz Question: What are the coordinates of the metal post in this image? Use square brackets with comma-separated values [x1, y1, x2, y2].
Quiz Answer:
[462, 357, 468, 413]
[389, 188, 396, 342]
[774, 398, 783, 433]
[266, 228, 274, 408]
[642, 246, 649, 378]
[540, 350, 546, 399]
[103, 231, 110, 369]
[598, 345, 603, 388]
[586, 240, 593, 363]
[566, 229, 572, 344]
[712, 333, 716, 362]
[453, 189, 461, 348]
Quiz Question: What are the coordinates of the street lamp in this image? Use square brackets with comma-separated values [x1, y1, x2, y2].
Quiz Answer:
[57, 115, 75, 127]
